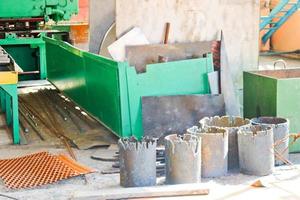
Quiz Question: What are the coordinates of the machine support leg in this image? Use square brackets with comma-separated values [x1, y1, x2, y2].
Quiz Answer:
[0, 88, 6, 112]
[1, 84, 20, 144]
[11, 90, 19, 144]
[39, 43, 47, 79]
[5, 93, 12, 125]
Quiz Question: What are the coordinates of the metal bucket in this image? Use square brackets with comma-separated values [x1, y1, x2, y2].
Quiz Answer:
[198, 127, 228, 178]
[165, 134, 201, 184]
[251, 117, 289, 166]
[118, 137, 157, 187]
[199, 116, 250, 170]
[238, 125, 274, 176]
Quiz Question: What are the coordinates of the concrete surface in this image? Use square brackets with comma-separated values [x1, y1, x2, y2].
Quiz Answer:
[1, 117, 300, 200]
[0, 142, 300, 200]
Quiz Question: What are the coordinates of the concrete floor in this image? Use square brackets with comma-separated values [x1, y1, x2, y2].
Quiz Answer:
[1, 116, 300, 200]
[0, 142, 300, 200]
[2, 59, 300, 199]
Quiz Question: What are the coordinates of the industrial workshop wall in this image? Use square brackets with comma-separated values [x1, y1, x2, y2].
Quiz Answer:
[44, 37, 213, 138]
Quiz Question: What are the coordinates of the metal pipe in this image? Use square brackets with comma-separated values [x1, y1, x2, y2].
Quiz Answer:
[165, 134, 201, 184]
[238, 125, 274, 176]
[119, 137, 157, 187]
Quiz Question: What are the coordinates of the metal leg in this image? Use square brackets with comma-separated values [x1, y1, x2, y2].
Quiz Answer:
[11, 90, 19, 144]
[0, 88, 6, 112]
[5, 93, 12, 125]
[1, 84, 20, 144]
[39, 43, 47, 79]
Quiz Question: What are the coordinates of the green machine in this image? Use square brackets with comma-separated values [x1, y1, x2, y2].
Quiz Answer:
[0, 0, 78, 80]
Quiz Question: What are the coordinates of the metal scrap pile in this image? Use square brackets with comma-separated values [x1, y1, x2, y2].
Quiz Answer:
[18, 88, 117, 158]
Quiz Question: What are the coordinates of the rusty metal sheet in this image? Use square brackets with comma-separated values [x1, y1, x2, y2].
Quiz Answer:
[126, 42, 214, 73]
[0, 152, 94, 189]
[142, 94, 225, 142]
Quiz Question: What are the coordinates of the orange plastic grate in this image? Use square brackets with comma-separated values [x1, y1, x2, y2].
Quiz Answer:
[0, 152, 94, 189]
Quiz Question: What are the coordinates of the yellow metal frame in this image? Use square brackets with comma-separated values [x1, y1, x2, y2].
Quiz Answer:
[0, 72, 18, 84]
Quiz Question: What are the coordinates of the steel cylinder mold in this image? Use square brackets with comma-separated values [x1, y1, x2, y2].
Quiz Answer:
[199, 116, 250, 170]
[165, 134, 201, 184]
[238, 125, 274, 176]
[118, 137, 157, 187]
[251, 117, 289, 166]
[197, 127, 228, 178]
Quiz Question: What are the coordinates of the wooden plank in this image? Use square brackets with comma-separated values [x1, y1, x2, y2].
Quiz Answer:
[72, 184, 209, 200]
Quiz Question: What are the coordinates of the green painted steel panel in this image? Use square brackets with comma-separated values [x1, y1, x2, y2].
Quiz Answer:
[126, 56, 213, 138]
[243, 70, 300, 152]
[44, 37, 213, 139]
[45, 37, 127, 136]
[0, 0, 78, 21]
[45, 38, 88, 108]
[243, 72, 277, 118]
[277, 79, 300, 153]
[83, 52, 130, 136]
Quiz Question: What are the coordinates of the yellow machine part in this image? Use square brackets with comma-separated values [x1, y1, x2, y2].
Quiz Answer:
[0, 72, 18, 84]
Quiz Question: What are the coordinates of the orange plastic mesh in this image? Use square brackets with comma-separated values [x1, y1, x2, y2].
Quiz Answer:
[0, 152, 94, 189]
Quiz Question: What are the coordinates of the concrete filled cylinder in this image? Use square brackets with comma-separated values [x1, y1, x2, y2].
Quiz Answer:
[198, 127, 228, 178]
[251, 117, 289, 166]
[165, 134, 201, 184]
[199, 116, 250, 170]
[118, 138, 157, 187]
[238, 125, 274, 176]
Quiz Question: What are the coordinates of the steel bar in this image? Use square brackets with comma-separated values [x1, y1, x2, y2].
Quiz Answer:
[18, 101, 38, 127]
[40, 89, 86, 133]
[19, 108, 45, 141]
[18, 71, 40, 75]
[163, 22, 170, 44]
[19, 95, 76, 160]
[47, 89, 98, 129]
[18, 114, 29, 133]
[53, 105, 68, 121]
[36, 91, 77, 160]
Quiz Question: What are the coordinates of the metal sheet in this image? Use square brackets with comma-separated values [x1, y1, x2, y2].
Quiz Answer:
[244, 69, 300, 153]
[45, 37, 214, 139]
[126, 42, 213, 73]
[142, 94, 225, 142]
